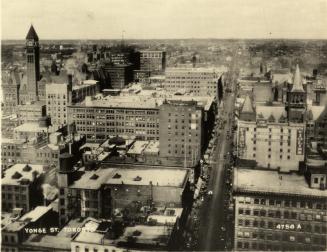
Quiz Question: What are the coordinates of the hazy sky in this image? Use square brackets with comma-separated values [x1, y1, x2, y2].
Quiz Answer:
[2, 0, 327, 39]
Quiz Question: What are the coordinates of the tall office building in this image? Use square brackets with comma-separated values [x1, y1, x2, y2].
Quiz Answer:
[164, 68, 222, 97]
[140, 50, 166, 74]
[159, 100, 203, 166]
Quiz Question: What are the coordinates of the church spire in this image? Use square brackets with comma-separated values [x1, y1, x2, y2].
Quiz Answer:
[291, 64, 304, 92]
[26, 25, 39, 41]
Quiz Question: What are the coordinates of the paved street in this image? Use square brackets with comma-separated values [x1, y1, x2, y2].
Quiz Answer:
[197, 59, 238, 251]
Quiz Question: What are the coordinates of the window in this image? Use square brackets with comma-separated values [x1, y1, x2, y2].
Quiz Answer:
[245, 209, 251, 215]
[238, 209, 244, 214]
[238, 219, 243, 226]
[253, 210, 259, 216]
[269, 199, 275, 205]
[260, 210, 266, 216]
[276, 211, 281, 218]
[245, 220, 250, 226]
[253, 220, 258, 227]
[260, 199, 266, 205]
[254, 198, 259, 204]
[260, 221, 265, 228]
[75, 246, 80, 252]
[314, 178, 319, 183]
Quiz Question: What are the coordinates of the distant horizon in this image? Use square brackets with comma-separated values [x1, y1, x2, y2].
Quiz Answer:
[2, 37, 327, 42]
[2, 0, 327, 40]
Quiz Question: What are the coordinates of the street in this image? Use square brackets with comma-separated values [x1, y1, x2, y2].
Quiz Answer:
[197, 60, 238, 251]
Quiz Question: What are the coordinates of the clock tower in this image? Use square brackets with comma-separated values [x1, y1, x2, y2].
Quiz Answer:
[25, 25, 40, 102]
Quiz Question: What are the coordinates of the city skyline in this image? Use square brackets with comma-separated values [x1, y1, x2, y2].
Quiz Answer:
[2, 0, 327, 40]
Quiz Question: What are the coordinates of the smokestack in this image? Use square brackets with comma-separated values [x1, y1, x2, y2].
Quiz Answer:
[69, 142, 72, 155]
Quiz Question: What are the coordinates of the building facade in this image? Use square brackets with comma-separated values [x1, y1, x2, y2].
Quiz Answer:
[104, 64, 133, 89]
[164, 68, 221, 97]
[233, 168, 327, 251]
[46, 80, 98, 129]
[1, 68, 21, 115]
[159, 100, 203, 166]
[1, 164, 45, 212]
[140, 50, 166, 74]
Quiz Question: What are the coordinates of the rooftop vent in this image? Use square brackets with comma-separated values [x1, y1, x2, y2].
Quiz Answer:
[133, 230, 142, 236]
[23, 164, 32, 172]
[19, 178, 30, 185]
[113, 173, 121, 179]
[90, 174, 99, 180]
[134, 176, 142, 181]
[12, 172, 22, 180]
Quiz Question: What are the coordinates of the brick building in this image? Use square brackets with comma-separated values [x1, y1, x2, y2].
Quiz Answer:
[159, 100, 203, 167]
[104, 63, 134, 89]
[164, 67, 222, 97]
[67, 88, 214, 146]
[1, 68, 21, 115]
[140, 50, 166, 74]
[1, 164, 45, 212]
[57, 164, 190, 227]
[233, 168, 327, 251]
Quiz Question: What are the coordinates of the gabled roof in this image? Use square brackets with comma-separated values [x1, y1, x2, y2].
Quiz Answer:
[291, 64, 304, 92]
[267, 114, 276, 123]
[26, 25, 39, 40]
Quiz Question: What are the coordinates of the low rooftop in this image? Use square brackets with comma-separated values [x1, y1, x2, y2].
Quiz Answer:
[233, 168, 327, 198]
[69, 166, 189, 189]
[14, 122, 48, 133]
[2, 164, 44, 186]
[73, 86, 214, 111]
[20, 206, 52, 223]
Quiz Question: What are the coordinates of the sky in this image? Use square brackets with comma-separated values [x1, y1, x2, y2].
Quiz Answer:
[2, 0, 327, 40]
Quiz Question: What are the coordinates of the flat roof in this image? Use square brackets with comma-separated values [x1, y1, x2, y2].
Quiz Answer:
[14, 122, 48, 133]
[23, 235, 71, 250]
[147, 207, 183, 225]
[72, 82, 97, 90]
[165, 67, 223, 73]
[20, 206, 52, 222]
[121, 225, 170, 244]
[69, 168, 116, 190]
[106, 167, 189, 187]
[143, 141, 159, 154]
[2, 220, 28, 232]
[233, 168, 327, 198]
[2, 164, 44, 186]
[70, 167, 189, 189]
[73, 87, 213, 111]
[1, 138, 26, 144]
[127, 141, 149, 155]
